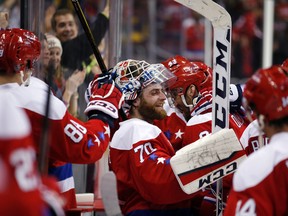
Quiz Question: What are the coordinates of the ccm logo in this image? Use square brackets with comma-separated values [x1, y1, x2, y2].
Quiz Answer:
[89, 100, 117, 113]
[198, 161, 237, 189]
[214, 29, 230, 130]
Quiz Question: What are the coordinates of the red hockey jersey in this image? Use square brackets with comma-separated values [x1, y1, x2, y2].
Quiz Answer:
[109, 118, 203, 215]
[0, 91, 62, 216]
[224, 132, 288, 216]
[3, 78, 111, 210]
[154, 102, 187, 151]
[182, 91, 248, 215]
[240, 119, 269, 155]
[10, 77, 111, 164]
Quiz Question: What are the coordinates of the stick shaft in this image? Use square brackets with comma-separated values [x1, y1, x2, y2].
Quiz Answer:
[71, 0, 108, 73]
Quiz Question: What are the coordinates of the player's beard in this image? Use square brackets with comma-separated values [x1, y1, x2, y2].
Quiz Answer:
[138, 99, 167, 122]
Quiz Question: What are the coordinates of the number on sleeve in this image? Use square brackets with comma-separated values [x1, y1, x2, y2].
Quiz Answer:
[64, 120, 87, 143]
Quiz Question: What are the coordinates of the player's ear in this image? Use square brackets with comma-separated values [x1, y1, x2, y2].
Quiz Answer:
[186, 84, 198, 99]
[132, 97, 140, 108]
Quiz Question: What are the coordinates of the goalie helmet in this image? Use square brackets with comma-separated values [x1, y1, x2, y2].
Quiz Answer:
[114, 59, 176, 102]
[243, 65, 288, 121]
[0, 28, 41, 75]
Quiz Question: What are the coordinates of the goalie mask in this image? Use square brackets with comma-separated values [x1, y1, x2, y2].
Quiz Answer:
[114, 59, 176, 109]
[243, 65, 288, 122]
[0, 28, 41, 85]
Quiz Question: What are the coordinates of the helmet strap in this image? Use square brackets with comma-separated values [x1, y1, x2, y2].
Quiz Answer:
[257, 114, 265, 148]
[20, 70, 32, 87]
[181, 94, 194, 109]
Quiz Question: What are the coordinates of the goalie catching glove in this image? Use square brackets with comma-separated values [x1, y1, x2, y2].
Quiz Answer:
[85, 72, 124, 127]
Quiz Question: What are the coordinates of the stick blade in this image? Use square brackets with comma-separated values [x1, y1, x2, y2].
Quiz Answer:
[174, 0, 231, 27]
[170, 129, 247, 194]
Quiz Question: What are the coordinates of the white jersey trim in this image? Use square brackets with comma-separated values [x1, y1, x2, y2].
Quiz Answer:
[13, 77, 67, 120]
[233, 132, 288, 191]
[110, 118, 162, 150]
[0, 90, 31, 138]
[186, 112, 212, 126]
[58, 176, 75, 193]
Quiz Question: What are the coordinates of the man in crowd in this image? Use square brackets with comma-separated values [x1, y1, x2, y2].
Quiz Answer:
[51, 2, 109, 120]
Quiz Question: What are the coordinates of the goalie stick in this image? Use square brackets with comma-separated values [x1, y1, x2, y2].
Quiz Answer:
[174, 0, 231, 215]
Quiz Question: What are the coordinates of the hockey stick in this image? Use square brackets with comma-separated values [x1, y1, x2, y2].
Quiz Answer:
[71, 0, 108, 73]
[71, 0, 127, 120]
[70, 2, 124, 215]
[174, 1, 231, 215]
[39, 59, 56, 174]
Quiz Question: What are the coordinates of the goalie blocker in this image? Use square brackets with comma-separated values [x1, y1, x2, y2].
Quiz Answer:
[170, 129, 246, 194]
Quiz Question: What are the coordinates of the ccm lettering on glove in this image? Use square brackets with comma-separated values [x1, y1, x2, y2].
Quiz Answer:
[84, 74, 124, 119]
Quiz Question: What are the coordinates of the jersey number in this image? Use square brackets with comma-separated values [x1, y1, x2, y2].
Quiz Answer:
[134, 143, 156, 163]
[235, 199, 256, 216]
[10, 147, 39, 192]
[64, 119, 87, 143]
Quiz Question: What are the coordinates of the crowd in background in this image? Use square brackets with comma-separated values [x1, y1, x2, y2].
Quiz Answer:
[123, 0, 288, 80]
[1, 0, 288, 81]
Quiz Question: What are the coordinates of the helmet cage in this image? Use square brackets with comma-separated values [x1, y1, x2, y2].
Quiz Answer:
[114, 60, 176, 102]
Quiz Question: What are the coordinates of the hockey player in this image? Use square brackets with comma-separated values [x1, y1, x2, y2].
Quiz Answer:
[224, 65, 288, 216]
[157, 56, 246, 149]
[109, 59, 203, 216]
[153, 56, 191, 151]
[0, 28, 123, 210]
[0, 29, 64, 216]
[162, 56, 248, 215]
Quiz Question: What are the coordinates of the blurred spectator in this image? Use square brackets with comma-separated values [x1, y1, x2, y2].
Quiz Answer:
[273, 1, 288, 64]
[46, 33, 85, 117]
[50, 2, 109, 120]
[182, 11, 205, 61]
[232, 0, 263, 78]
[0, 11, 8, 28]
[0, 0, 20, 28]
[45, 33, 87, 209]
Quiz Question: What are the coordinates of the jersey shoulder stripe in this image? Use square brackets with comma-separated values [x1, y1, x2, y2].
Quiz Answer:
[234, 132, 288, 191]
[110, 118, 162, 150]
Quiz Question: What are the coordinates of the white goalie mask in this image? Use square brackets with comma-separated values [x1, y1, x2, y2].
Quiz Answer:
[114, 60, 177, 103]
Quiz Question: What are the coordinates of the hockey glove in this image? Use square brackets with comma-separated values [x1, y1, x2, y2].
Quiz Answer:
[229, 84, 243, 113]
[84, 72, 124, 126]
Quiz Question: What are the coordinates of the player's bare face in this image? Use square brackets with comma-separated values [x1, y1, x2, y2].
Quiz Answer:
[55, 14, 78, 42]
[138, 83, 167, 122]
